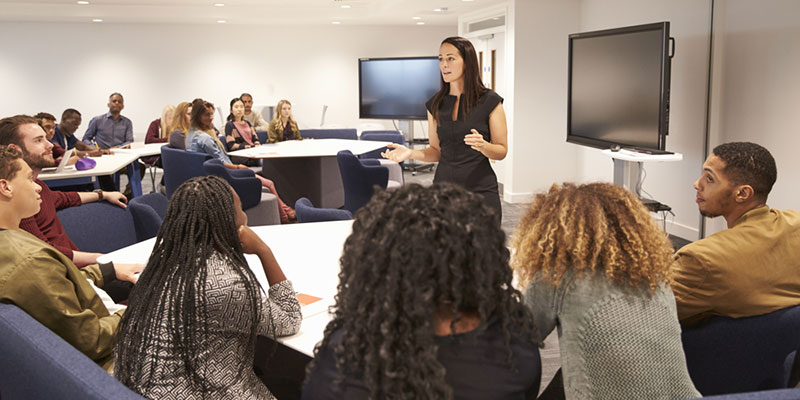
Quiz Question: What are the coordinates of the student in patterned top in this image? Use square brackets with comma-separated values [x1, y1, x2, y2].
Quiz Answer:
[115, 175, 301, 399]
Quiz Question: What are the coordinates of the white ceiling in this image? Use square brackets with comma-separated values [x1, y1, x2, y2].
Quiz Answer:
[0, 0, 506, 26]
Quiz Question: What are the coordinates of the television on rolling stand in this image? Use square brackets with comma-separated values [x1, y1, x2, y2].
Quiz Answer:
[567, 22, 674, 154]
[358, 56, 440, 120]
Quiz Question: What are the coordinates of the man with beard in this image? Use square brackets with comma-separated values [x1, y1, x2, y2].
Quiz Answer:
[671, 142, 800, 327]
[0, 115, 128, 269]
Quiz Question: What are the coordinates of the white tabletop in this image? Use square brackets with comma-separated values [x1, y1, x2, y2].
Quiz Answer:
[38, 151, 140, 181]
[601, 148, 683, 162]
[98, 220, 352, 356]
[110, 142, 165, 157]
[228, 138, 390, 159]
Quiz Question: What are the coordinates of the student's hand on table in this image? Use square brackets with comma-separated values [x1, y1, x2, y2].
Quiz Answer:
[464, 129, 488, 152]
[115, 263, 144, 284]
[382, 143, 412, 162]
[87, 149, 110, 157]
[238, 225, 270, 255]
[104, 191, 128, 208]
[254, 143, 261, 147]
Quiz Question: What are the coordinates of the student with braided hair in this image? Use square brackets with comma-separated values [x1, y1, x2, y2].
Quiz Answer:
[303, 183, 541, 399]
[115, 175, 301, 398]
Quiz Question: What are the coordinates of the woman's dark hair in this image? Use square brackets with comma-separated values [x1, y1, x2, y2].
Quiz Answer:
[429, 36, 488, 123]
[115, 175, 269, 393]
[311, 183, 537, 399]
[226, 97, 243, 122]
[190, 99, 214, 132]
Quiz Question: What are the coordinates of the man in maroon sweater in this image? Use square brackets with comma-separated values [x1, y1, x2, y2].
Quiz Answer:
[0, 115, 128, 267]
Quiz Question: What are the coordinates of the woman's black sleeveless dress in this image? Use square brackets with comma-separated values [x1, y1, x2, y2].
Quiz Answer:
[426, 90, 503, 221]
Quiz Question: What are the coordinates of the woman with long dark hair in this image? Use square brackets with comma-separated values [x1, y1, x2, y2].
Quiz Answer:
[303, 183, 541, 399]
[511, 183, 699, 398]
[186, 99, 296, 223]
[225, 97, 261, 151]
[382, 36, 508, 221]
[115, 175, 302, 399]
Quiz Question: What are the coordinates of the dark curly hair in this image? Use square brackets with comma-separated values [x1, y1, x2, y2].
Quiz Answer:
[712, 142, 777, 201]
[115, 176, 270, 393]
[311, 183, 537, 399]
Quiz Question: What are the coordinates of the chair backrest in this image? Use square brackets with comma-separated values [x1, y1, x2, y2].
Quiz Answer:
[128, 193, 168, 241]
[682, 304, 800, 395]
[359, 130, 406, 160]
[0, 303, 144, 399]
[300, 129, 358, 140]
[160, 146, 212, 199]
[57, 202, 137, 253]
[202, 159, 261, 210]
[255, 130, 268, 144]
[702, 389, 800, 399]
[336, 150, 389, 214]
[294, 197, 352, 223]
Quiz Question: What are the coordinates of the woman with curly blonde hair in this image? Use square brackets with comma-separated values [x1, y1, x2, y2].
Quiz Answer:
[512, 182, 699, 399]
[267, 99, 301, 143]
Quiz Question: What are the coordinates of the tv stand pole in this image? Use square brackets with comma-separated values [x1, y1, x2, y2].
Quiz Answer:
[401, 120, 434, 175]
[602, 148, 683, 197]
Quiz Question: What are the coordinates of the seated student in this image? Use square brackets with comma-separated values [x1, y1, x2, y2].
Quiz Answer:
[44, 110, 108, 158]
[241, 92, 269, 131]
[672, 142, 800, 327]
[511, 182, 699, 399]
[303, 183, 542, 399]
[0, 115, 127, 268]
[0, 144, 141, 373]
[114, 175, 301, 398]
[144, 104, 174, 164]
[168, 101, 191, 149]
[224, 97, 261, 167]
[267, 99, 302, 143]
[186, 99, 295, 223]
[34, 112, 70, 163]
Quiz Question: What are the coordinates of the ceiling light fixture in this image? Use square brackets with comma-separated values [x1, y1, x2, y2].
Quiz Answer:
[340, 5, 351, 8]
[77, 1, 89, 4]
[416, 22, 425, 25]
[412, 16, 422, 20]
[217, 19, 226, 23]
[332, 21, 342, 25]
[214, 3, 225, 6]
[92, 18, 102, 22]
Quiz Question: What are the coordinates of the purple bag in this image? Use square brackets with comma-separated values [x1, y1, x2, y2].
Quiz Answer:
[75, 158, 97, 171]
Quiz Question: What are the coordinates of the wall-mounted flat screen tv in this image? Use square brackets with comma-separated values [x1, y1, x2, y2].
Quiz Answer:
[567, 22, 673, 152]
[359, 56, 440, 120]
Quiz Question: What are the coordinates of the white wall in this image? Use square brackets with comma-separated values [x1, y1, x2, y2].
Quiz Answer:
[503, 0, 581, 203]
[0, 22, 455, 141]
[704, 0, 800, 235]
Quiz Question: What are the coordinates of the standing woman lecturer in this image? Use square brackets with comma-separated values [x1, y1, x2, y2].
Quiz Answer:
[382, 36, 508, 219]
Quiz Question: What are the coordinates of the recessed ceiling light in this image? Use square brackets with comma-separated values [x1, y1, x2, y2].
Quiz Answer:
[462, 0, 474, 2]
[77, 1, 89, 4]
[412, 16, 422, 20]
[332, 21, 342, 25]
[340, 4, 351, 8]
[92, 18, 102, 22]
[434, 8, 448, 12]
[416, 22, 425, 25]
[216, 19, 226, 23]
[214, 3, 225, 6]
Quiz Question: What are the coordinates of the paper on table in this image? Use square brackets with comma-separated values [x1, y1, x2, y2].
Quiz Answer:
[298, 295, 334, 319]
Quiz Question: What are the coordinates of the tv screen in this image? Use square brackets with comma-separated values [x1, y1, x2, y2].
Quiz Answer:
[359, 57, 440, 120]
[567, 22, 672, 152]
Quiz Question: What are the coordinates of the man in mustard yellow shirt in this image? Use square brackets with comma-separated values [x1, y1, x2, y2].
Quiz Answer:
[672, 142, 800, 327]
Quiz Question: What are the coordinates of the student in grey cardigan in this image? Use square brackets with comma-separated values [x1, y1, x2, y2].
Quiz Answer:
[511, 182, 700, 399]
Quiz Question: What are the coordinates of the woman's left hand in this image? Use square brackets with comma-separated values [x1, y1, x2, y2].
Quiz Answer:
[464, 129, 488, 152]
[254, 142, 261, 147]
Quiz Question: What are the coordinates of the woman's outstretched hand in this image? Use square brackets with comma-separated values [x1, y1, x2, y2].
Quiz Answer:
[381, 143, 413, 162]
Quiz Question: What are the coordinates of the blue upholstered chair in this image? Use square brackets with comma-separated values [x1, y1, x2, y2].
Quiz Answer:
[160, 145, 211, 199]
[702, 389, 800, 399]
[300, 128, 358, 140]
[682, 304, 800, 395]
[359, 130, 406, 160]
[256, 130, 268, 144]
[294, 197, 352, 223]
[202, 159, 280, 226]
[0, 303, 145, 399]
[57, 202, 137, 253]
[128, 193, 168, 241]
[337, 150, 400, 214]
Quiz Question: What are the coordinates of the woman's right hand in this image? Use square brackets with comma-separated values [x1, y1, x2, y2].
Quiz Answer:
[382, 143, 413, 162]
[238, 225, 270, 255]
